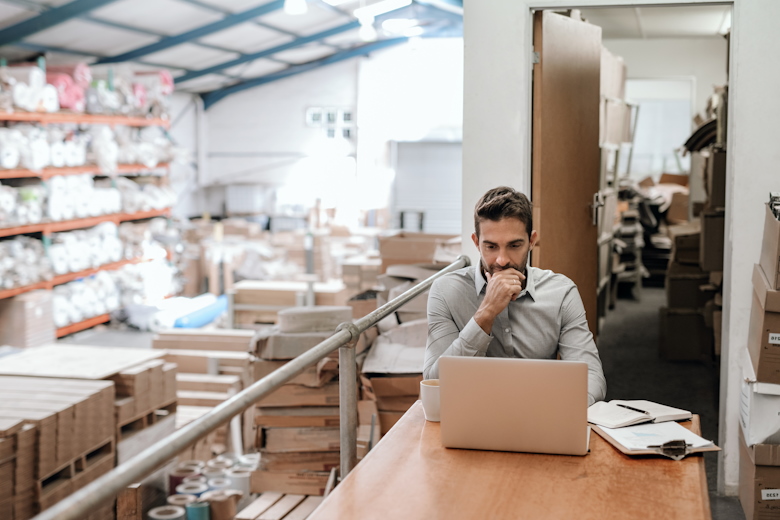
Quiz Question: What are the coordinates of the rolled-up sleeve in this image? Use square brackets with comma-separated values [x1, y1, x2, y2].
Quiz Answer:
[558, 286, 607, 406]
[423, 277, 491, 379]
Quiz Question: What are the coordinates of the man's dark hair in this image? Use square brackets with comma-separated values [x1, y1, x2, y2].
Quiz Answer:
[474, 186, 533, 237]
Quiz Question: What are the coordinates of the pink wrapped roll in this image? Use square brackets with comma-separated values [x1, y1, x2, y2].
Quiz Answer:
[132, 83, 147, 109]
[135, 70, 174, 96]
[47, 72, 85, 112]
[47, 63, 92, 88]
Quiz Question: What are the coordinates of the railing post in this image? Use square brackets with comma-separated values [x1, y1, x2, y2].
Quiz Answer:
[336, 322, 360, 478]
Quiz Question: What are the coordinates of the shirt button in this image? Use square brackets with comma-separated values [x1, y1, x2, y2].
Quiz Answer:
[505, 328, 510, 333]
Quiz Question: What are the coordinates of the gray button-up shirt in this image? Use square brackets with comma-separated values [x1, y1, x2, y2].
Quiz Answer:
[424, 265, 607, 406]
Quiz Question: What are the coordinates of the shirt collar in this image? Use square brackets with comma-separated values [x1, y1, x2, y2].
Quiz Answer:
[474, 265, 537, 301]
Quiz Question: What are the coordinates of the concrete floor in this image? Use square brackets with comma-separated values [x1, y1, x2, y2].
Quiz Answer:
[599, 286, 744, 520]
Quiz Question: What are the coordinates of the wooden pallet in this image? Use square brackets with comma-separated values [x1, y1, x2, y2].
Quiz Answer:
[117, 400, 177, 441]
[38, 436, 115, 511]
[236, 492, 324, 520]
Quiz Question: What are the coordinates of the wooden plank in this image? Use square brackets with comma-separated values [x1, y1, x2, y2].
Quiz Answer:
[308, 403, 711, 520]
[0, 163, 169, 180]
[116, 483, 142, 520]
[0, 418, 23, 438]
[176, 373, 241, 393]
[235, 492, 284, 520]
[176, 390, 229, 407]
[285, 496, 324, 520]
[0, 345, 164, 380]
[258, 494, 306, 520]
[0, 112, 169, 128]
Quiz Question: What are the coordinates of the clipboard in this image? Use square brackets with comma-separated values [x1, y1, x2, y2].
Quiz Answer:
[591, 416, 721, 461]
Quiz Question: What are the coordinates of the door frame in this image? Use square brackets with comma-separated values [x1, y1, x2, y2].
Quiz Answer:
[463, 0, 749, 495]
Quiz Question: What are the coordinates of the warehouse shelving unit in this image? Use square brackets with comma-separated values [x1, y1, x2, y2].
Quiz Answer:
[0, 111, 174, 337]
[0, 111, 169, 128]
[0, 207, 171, 238]
[0, 162, 170, 180]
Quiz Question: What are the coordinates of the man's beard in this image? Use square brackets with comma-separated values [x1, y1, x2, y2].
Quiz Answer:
[479, 252, 529, 281]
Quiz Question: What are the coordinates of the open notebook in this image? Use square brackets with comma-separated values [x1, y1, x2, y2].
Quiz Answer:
[587, 400, 692, 429]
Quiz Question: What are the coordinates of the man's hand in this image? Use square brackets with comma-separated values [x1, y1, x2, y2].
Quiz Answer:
[474, 268, 525, 334]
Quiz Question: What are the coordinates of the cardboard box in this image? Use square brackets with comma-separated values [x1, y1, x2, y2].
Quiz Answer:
[740, 427, 780, 520]
[741, 352, 780, 447]
[259, 427, 340, 453]
[706, 149, 727, 209]
[378, 232, 456, 273]
[666, 192, 690, 225]
[747, 264, 780, 385]
[250, 469, 329, 496]
[700, 209, 725, 272]
[257, 382, 340, 408]
[667, 222, 701, 265]
[659, 307, 711, 361]
[665, 262, 709, 309]
[761, 204, 780, 291]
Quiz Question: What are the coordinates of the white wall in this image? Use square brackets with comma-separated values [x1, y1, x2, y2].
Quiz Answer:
[463, 0, 780, 496]
[604, 38, 728, 116]
[357, 37, 464, 220]
[204, 60, 359, 216]
[167, 92, 201, 219]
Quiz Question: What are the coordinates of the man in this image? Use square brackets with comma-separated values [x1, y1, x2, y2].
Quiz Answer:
[423, 186, 607, 406]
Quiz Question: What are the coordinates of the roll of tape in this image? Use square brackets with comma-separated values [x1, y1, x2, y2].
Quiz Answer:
[147, 505, 186, 520]
[177, 460, 205, 472]
[203, 469, 224, 479]
[186, 501, 211, 520]
[175, 482, 209, 497]
[169, 469, 198, 494]
[166, 494, 197, 507]
[225, 469, 251, 496]
[183, 475, 208, 484]
[207, 477, 231, 491]
[206, 457, 234, 471]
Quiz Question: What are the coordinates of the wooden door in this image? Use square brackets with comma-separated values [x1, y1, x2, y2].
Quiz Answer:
[532, 11, 601, 336]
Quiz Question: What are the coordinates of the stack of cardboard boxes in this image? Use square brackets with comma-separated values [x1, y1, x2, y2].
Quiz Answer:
[659, 147, 726, 360]
[232, 280, 349, 327]
[377, 231, 456, 274]
[252, 306, 372, 497]
[739, 196, 780, 520]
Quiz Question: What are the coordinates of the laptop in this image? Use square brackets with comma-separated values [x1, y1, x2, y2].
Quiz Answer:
[438, 356, 590, 456]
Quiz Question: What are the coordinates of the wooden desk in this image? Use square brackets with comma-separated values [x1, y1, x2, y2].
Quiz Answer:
[310, 402, 711, 520]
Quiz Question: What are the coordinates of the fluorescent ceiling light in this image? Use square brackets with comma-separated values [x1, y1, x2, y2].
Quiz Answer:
[323, 0, 352, 4]
[284, 0, 308, 15]
[381, 18, 419, 33]
[354, 0, 412, 20]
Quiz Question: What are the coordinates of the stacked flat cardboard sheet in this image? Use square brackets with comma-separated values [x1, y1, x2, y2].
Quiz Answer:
[252, 307, 356, 496]
[0, 376, 116, 518]
[0, 290, 55, 348]
[361, 319, 427, 435]
[233, 280, 349, 325]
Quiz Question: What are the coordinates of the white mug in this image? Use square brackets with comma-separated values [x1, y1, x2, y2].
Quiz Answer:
[420, 379, 441, 422]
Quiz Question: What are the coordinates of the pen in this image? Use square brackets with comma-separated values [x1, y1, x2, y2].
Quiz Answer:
[616, 404, 651, 415]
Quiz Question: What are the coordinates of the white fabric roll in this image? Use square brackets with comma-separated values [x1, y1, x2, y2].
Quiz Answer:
[49, 141, 66, 168]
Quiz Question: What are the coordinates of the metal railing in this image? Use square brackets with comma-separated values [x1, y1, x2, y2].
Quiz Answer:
[33, 255, 470, 520]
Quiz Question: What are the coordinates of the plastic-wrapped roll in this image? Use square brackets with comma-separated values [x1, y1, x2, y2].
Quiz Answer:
[49, 141, 66, 168]
[147, 506, 186, 520]
[12, 83, 32, 112]
[53, 289, 71, 327]
[48, 243, 69, 275]
[0, 142, 20, 169]
[20, 137, 50, 171]
[48, 63, 92, 89]
[6, 66, 45, 89]
[38, 84, 60, 113]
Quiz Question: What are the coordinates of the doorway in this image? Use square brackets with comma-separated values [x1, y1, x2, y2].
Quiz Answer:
[530, 5, 735, 517]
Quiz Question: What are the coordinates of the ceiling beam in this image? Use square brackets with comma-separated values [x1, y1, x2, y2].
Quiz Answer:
[0, 0, 120, 47]
[201, 36, 410, 109]
[175, 20, 360, 85]
[414, 0, 462, 15]
[94, 0, 285, 64]
[633, 7, 646, 39]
